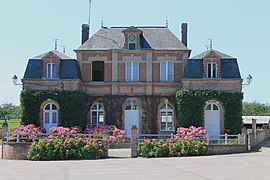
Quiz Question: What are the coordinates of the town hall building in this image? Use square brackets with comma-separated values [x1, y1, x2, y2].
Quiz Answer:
[22, 23, 242, 137]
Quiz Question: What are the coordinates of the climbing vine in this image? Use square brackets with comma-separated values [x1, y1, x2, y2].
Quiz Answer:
[20, 90, 87, 128]
[175, 89, 243, 134]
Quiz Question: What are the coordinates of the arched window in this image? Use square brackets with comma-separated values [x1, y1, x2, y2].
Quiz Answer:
[91, 103, 104, 127]
[160, 103, 174, 131]
[43, 103, 58, 133]
[125, 102, 138, 110]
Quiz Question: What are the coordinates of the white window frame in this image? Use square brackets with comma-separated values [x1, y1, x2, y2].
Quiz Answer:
[160, 61, 174, 82]
[207, 63, 217, 78]
[160, 103, 174, 131]
[47, 63, 57, 79]
[90, 103, 104, 127]
[126, 61, 139, 82]
[43, 103, 58, 132]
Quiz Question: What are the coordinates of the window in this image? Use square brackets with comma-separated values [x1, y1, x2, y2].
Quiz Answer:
[126, 62, 139, 82]
[160, 62, 174, 82]
[129, 43, 135, 50]
[160, 103, 174, 131]
[205, 103, 219, 111]
[125, 102, 138, 110]
[47, 63, 57, 79]
[91, 103, 104, 127]
[92, 61, 104, 81]
[207, 63, 217, 78]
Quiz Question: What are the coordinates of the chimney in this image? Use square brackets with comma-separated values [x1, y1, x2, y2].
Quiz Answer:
[181, 23, 188, 47]
[81, 24, 89, 45]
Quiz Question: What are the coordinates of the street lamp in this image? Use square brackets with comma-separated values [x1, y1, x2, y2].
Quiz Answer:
[12, 75, 23, 87]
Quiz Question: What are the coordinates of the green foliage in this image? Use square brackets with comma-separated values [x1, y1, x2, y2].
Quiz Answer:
[138, 139, 208, 158]
[20, 90, 87, 128]
[0, 101, 21, 121]
[0, 119, 21, 131]
[176, 89, 243, 134]
[242, 101, 270, 115]
[28, 138, 107, 161]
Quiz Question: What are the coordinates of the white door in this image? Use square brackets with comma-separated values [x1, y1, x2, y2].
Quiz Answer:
[43, 103, 58, 133]
[125, 102, 139, 138]
[204, 103, 220, 139]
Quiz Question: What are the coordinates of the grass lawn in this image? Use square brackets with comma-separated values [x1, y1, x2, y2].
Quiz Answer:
[0, 119, 21, 132]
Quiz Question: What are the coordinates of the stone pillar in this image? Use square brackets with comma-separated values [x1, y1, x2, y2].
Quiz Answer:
[252, 118, 257, 143]
[2, 122, 8, 139]
[131, 125, 138, 158]
[102, 126, 109, 158]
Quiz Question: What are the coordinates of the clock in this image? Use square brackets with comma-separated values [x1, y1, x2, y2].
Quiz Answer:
[129, 34, 136, 41]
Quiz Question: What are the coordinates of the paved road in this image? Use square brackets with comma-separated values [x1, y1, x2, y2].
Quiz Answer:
[0, 140, 270, 180]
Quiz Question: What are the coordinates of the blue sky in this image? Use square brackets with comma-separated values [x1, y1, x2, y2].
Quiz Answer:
[1, 0, 269, 105]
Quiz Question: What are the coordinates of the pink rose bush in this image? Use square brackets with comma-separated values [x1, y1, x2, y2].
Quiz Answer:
[138, 126, 208, 158]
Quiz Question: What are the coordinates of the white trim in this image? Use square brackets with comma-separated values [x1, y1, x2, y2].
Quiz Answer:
[90, 102, 104, 127]
[160, 61, 174, 82]
[125, 61, 139, 82]
[207, 63, 218, 78]
[47, 63, 57, 79]
[160, 103, 174, 131]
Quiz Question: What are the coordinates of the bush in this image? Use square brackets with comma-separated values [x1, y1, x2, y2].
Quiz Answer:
[85, 125, 127, 144]
[138, 126, 208, 158]
[11, 124, 45, 140]
[28, 138, 107, 161]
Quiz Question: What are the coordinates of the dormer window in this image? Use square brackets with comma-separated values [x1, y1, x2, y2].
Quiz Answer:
[207, 63, 217, 78]
[47, 63, 57, 79]
[129, 43, 136, 50]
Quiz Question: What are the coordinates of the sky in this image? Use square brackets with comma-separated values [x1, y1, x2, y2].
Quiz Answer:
[1, 0, 269, 105]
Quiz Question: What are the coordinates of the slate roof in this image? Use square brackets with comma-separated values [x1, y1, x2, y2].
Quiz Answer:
[32, 50, 73, 60]
[76, 27, 188, 51]
[23, 51, 81, 80]
[183, 49, 241, 79]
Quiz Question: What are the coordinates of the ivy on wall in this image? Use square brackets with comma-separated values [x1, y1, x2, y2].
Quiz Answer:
[175, 89, 243, 134]
[20, 90, 87, 128]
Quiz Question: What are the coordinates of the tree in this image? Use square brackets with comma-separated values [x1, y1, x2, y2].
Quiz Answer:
[242, 101, 270, 116]
[0, 101, 21, 123]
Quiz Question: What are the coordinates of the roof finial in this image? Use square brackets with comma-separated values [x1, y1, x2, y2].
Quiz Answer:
[209, 38, 213, 50]
[101, 17, 104, 28]
[205, 38, 213, 50]
[62, 45, 66, 53]
[53, 38, 58, 50]
[166, 17, 168, 28]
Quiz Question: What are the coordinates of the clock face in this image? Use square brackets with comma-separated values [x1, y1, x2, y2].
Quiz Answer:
[129, 34, 136, 41]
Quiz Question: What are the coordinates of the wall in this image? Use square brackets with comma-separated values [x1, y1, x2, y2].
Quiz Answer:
[2, 142, 32, 160]
[182, 79, 242, 93]
[208, 145, 247, 155]
[249, 130, 270, 148]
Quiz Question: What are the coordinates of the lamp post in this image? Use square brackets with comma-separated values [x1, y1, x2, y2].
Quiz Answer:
[12, 75, 23, 88]
[242, 74, 253, 88]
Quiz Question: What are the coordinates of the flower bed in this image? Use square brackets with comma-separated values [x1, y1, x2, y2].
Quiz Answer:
[138, 126, 208, 158]
[10, 125, 126, 160]
[28, 138, 107, 160]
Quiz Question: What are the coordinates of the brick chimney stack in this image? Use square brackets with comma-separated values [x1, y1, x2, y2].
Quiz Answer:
[82, 24, 89, 45]
[181, 23, 188, 47]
